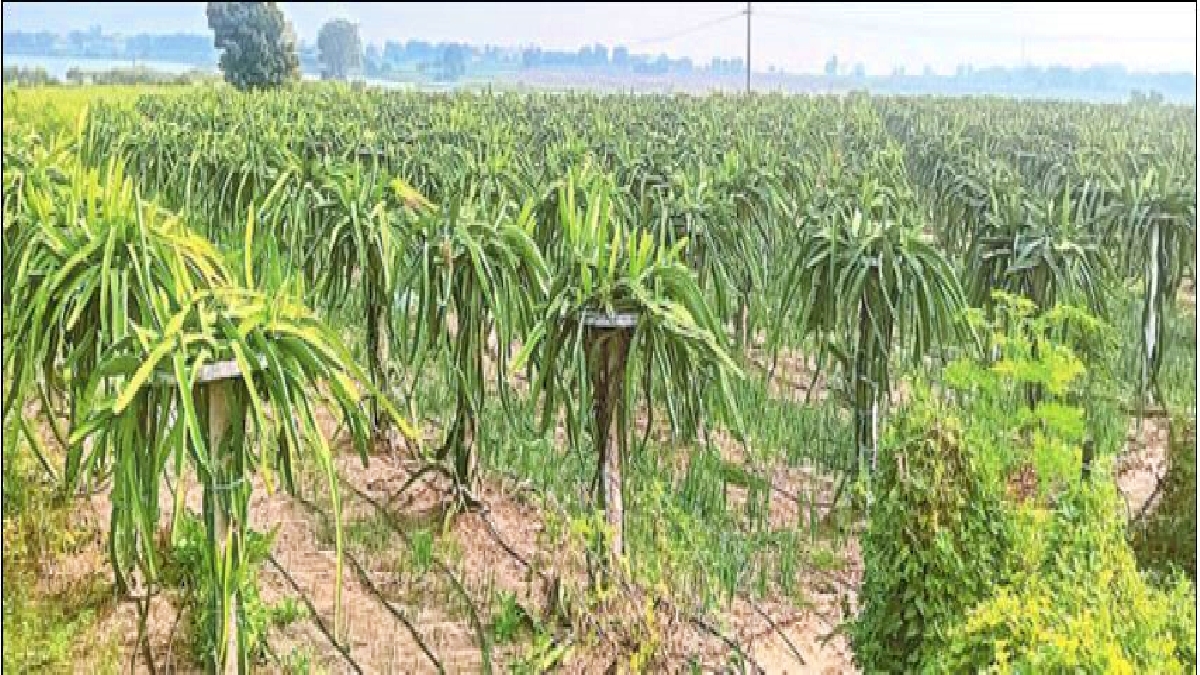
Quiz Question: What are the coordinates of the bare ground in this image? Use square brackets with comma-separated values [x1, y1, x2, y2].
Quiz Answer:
[17, 337, 1019, 675]
[1115, 415, 1172, 522]
[30, 321, 1175, 675]
[21, 360, 860, 674]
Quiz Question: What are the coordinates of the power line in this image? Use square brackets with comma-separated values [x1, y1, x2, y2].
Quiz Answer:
[627, 9, 746, 48]
[753, 10, 1195, 44]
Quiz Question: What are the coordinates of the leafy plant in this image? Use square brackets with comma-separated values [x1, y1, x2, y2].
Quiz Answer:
[75, 274, 409, 671]
[163, 512, 299, 667]
[944, 292, 1116, 495]
[516, 168, 742, 560]
[937, 481, 1196, 673]
[304, 162, 406, 437]
[1106, 163, 1196, 408]
[489, 589, 531, 644]
[851, 386, 1010, 673]
[774, 178, 967, 476]
[396, 181, 547, 496]
[966, 181, 1109, 319]
[3, 158, 232, 491]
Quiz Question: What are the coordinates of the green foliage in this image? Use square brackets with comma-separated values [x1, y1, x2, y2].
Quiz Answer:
[279, 645, 321, 674]
[851, 388, 1011, 673]
[3, 66, 58, 86]
[772, 171, 968, 471]
[937, 481, 1196, 673]
[5, 82, 1196, 672]
[944, 292, 1118, 495]
[517, 166, 743, 449]
[489, 589, 532, 644]
[1132, 416, 1197, 582]
[3, 156, 233, 490]
[2, 421, 118, 674]
[206, 2, 300, 91]
[163, 512, 304, 667]
[3, 112, 408, 672]
[408, 528, 435, 576]
[965, 181, 1109, 318]
[317, 19, 363, 81]
[2, 574, 118, 674]
[396, 183, 548, 486]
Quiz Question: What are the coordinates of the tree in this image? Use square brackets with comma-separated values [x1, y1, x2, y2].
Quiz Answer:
[824, 54, 839, 77]
[206, 2, 300, 91]
[446, 44, 467, 79]
[317, 18, 362, 81]
[613, 45, 629, 69]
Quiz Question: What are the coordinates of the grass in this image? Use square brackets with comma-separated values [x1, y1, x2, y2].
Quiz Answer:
[476, 350, 859, 614]
[2, 425, 120, 673]
[279, 645, 322, 675]
[2, 571, 120, 674]
[344, 512, 395, 554]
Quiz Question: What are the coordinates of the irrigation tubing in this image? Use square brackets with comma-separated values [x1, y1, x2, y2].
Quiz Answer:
[688, 611, 766, 675]
[747, 600, 806, 667]
[478, 507, 546, 582]
[266, 552, 365, 675]
[394, 453, 783, 672]
[293, 492, 445, 674]
[338, 477, 495, 674]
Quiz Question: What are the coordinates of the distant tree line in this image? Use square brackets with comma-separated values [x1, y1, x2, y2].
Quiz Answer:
[4, 28, 217, 63]
[2, 66, 58, 86]
[2, 25, 1194, 101]
[2, 64, 218, 86]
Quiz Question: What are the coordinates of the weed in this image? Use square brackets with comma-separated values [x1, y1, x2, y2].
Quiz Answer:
[490, 589, 530, 644]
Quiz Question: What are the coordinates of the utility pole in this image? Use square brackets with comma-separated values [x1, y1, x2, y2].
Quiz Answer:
[746, 2, 752, 94]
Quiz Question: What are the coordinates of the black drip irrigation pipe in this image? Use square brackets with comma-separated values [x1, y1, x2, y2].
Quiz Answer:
[431, 459, 794, 671]
[338, 477, 495, 674]
[747, 600, 806, 667]
[478, 506, 547, 583]
[293, 492, 445, 674]
[266, 552, 365, 675]
[1133, 472, 1168, 524]
[688, 611, 767, 675]
[491, 466, 781, 672]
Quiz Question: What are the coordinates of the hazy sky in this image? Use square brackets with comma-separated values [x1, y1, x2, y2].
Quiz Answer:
[3, 2, 1196, 75]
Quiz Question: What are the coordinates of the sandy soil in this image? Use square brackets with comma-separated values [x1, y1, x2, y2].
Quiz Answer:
[20, 341, 871, 674]
[1115, 415, 1172, 521]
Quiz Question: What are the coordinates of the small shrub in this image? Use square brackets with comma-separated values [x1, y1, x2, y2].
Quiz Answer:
[938, 481, 1196, 673]
[850, 388, 1011, 672]
[163, 513, 298, 668]
[490, 589, 530, 644]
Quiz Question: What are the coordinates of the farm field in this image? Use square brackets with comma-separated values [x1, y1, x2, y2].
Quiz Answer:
[2, 83, 1196, 674]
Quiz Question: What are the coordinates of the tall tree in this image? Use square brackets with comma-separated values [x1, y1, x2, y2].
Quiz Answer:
[206, 2, 300, 91]
[824, 54, 839, 77]
[317, 18, 362, 81]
